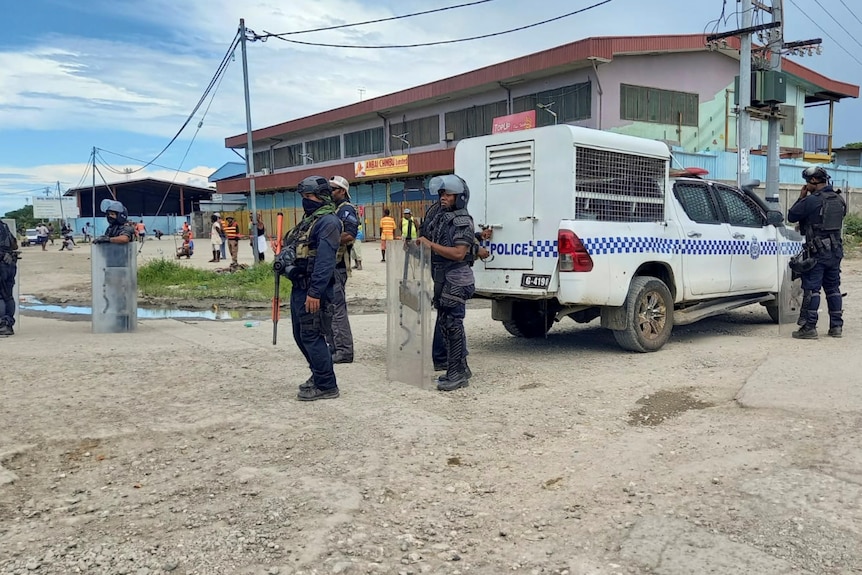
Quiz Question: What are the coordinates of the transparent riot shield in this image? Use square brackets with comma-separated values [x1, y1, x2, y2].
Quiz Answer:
[386, 240, 434, 389]
[92, 242, 137, 333]
[774, 224, 805, 334]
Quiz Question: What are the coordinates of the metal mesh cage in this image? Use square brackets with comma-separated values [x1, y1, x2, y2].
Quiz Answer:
[574, 147, 667, 222]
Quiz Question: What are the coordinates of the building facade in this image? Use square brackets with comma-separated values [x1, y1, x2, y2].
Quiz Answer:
[216, 34, 859, 234]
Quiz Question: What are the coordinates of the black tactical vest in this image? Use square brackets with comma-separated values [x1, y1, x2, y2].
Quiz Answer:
[817, 191, 845, 234]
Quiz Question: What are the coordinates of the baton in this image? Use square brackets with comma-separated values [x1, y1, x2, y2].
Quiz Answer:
[272, 212, 284, 345]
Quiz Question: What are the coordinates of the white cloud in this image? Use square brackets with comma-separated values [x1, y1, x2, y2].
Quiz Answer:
[0, 0, 859, 185]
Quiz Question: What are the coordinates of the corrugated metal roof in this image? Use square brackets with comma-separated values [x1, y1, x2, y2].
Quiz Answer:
[225, 34, 859, 148]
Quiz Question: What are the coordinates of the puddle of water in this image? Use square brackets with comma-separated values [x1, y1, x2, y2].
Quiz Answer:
[19, 295, 269, 321]
[627, 389, 714, 427]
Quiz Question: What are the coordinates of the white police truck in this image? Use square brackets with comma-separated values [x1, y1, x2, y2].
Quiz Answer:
[456, 124, 800, 352]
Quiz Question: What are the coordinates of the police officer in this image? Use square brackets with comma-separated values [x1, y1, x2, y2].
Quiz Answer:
[328, 175, 358, 364]
[276, 176, 342, 401]
[0, 219, 21, 337]
[787, 166, 847, 339]
[420, 192, 491, 379]
[417, 175, 477, 391]
[92, 200, 134, 244]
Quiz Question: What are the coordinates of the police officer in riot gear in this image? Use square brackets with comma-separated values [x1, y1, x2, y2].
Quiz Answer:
[93, 200, 134, 244]
[328, 175, 358, 364]
[417, 175, 477, 391]
[275, 176, 342, 400]
[787, 166, 847, 339]
[0, 219, 21, 337]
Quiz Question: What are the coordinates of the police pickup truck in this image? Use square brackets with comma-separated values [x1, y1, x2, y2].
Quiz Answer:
[456, 124, 801, 352]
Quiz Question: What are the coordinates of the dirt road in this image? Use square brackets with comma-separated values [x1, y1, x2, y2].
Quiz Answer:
[2, 242, 861, 574]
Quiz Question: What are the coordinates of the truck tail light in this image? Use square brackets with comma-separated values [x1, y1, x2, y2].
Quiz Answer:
[558, 229, 593, 272]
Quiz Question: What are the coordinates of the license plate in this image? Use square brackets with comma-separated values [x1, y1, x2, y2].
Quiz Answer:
[520, 274, 551, 289]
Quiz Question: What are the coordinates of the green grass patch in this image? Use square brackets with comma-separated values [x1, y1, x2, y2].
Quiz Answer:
[844, 214, 862, 255]
[138, 259, 290, 302]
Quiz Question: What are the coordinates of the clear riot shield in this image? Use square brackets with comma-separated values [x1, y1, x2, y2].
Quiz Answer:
[92, 242, 137, 333]
[386, 240, 434, 389]
[774, 225, 805, 334]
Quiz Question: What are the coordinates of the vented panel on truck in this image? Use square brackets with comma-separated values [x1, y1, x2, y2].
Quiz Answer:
[488, 143, 534, 184]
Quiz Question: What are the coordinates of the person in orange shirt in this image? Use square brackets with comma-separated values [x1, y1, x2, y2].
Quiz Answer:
[135, 221, 146, 243]
[379, 208, 397, 262]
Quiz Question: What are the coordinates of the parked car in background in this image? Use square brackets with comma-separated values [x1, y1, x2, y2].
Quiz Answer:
[22, 228, 40, 247]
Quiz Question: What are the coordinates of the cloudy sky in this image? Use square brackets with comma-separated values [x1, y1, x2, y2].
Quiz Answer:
[2, 0, 861, 216]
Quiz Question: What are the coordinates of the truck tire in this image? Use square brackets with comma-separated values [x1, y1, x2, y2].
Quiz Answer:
[502, 301, 555, 338]
[613, 276, 674, 352]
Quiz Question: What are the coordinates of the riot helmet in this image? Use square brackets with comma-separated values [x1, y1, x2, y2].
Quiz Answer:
[429, 174, 470, 210]
[802, 166, 829, 184]
[100, 199, 128, 226]
[297, 175, 333, 202]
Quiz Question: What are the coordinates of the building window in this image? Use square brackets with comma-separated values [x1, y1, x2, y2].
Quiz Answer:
[444, 100, 508, 140]
[389, 115, 440, 150]
[620, 84, 698, 126]
[273, 144, 303, 169]
[512, 81, 591, 126]
[304, 136, 341, 163]
[252, 150, 271, 172]
[344, 127, 384, 158]
[779, 105, 796, 136]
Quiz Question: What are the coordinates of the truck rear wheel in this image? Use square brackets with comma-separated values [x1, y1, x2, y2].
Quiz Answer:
[613, 276, 674, 352]
[502, 301, 555, 338]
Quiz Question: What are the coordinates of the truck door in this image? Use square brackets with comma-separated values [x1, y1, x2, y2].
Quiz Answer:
[484, 141, 536, 271]
[672, 180, 733, 295]
[712, 184, 776, 292]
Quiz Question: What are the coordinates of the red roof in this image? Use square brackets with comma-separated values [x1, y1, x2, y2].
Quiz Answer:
[225, 34, 859, 148]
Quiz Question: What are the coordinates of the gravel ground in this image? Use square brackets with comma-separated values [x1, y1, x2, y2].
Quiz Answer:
[1, 241, 861, 574]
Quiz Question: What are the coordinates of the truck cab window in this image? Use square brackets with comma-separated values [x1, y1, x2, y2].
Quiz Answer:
[673, 181, 721, 224]
[713, 185, 765, 227]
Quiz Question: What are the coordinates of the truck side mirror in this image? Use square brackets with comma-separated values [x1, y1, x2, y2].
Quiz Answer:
[766, 210, 784, 226]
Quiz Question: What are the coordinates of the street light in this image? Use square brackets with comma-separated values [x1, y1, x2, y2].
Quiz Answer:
[300, 153, 314, 164]
[537, 102, 558, 125]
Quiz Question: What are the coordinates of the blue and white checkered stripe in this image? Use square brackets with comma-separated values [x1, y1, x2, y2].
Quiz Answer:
[482, 237, 803, 258]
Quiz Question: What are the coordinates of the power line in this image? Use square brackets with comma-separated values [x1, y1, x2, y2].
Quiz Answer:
[151, 48, 233, 224]
[98, 31, 241, 176]
[0, 186, 56, 196]
[256, 0, 497, 39]
[262, 1, 613, 49]
[94, 149, 210, 180]
[787, 0, 862, 67]
[811, 0, 862, 51]
[837, 0, 862, 28]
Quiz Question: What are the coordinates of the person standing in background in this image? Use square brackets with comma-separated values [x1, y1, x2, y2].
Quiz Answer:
[379, 208, 396, 262]
[209, 215, 223, 263]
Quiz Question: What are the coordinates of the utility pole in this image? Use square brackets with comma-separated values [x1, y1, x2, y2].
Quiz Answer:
[737, 0, 754, 189]
[240, 18, 260, 262]
[56, 181, 65, 226]
[92, 147, 97, 234]
[765, 0, 783, 205]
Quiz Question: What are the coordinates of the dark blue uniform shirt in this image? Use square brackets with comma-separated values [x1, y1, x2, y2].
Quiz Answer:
[306, 214, 342, 299]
